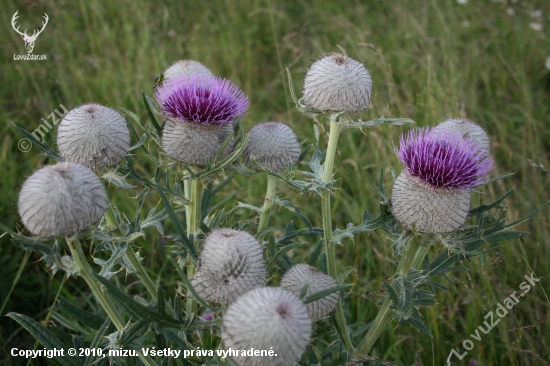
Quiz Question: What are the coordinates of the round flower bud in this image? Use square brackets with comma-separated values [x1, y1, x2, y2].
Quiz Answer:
[18, 162, 108, 237]
[57, 103, 130, 170]
[301, 53, 372, 112]
[433, 119, 491, 159]
[161, 120, 234, 165]
[191, 229, 267, 305]
[392, 128, 494, 233]
[163, 60, 213, 82]
[244, 122, 301, 172]
[222, 287, 312, 366]
[280, 263, 339, 320]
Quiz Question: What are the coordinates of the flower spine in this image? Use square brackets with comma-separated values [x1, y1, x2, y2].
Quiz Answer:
[163, 60, 213, 83]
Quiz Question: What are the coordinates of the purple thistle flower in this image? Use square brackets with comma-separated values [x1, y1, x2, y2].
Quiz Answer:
[396, 127, 494, 190]
[155, 74, 249, 125]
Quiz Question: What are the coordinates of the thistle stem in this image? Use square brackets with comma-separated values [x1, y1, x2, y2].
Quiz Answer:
[65, 235, 157, 366]
[257, 175, 277, 235]
[104, 203, 174, 317]
[320, 118, 354, 352]
[184, 168, 202, 315]
[356, 235, 422, 357]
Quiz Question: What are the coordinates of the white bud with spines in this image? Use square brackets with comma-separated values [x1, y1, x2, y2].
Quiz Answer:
[163, 60, 213, 83]
[280, 263, 339, 320]
[244, 122, 301, 172]
[222, 287, 312, 366]
[432, 119, 491, 159]
[191, 229, 267, 305]
[57, 103, 130, 170]
[302, 53, 372, 112]
[18, 162, 109, 237]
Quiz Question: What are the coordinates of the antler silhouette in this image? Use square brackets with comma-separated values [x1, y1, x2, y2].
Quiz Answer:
[11, 11, 28, 37]
[31, 13, 49, 38]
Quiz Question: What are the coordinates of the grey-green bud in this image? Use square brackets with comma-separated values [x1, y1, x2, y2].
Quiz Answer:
[18, 162, 108, 237]
[280, 263, 339, 320]
[244, 122, 301, 172]
[191, 229, 266, 305]
[57, 103, 130, 169]
[222, 287, 312, 366]
[302, 53, 372, 112]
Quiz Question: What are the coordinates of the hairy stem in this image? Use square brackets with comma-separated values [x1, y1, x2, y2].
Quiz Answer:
[257, 175, 277, 235]
[66, 235, 157, 366]
[356, 235, 422, 356]
[320, 118, 354, 352]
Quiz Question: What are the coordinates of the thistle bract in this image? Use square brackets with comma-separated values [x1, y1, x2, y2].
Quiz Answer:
[244, 122, 301, 172]
[280, 263, 339, 320]
[155, 74, 249, 125]
[222, 287, 312, 366]
[433, 118, 491, 159]
[301, 53, 372, 112]
[392, 128, 494, 233]
[191, 229, 266, 305]
[57, 103, 130, 170]
[163, 60, 213, 82]
[161, 120, 234, 165]
[18, 162, 108, 237]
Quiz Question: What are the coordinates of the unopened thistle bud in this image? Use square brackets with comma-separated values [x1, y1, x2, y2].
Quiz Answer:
[163, 60, 213, 82]
[18, 162, 108, 237]
[222, 287, 312, 366]
[392, 128, 494, 233]
[57, 103, 130, 170]
[433, 119, 491, 159]
[302, 53, 372, 112]
[280, 263, 339, 320]
[191, 229, 266, 305]
[244, 122, 301, 172]
[155, 75, 249, 165]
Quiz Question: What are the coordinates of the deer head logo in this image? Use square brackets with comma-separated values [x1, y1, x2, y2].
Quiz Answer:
[11, 11, 49, 54]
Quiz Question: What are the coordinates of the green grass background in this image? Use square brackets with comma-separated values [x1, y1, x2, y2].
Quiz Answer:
[1, 0, 549, 364]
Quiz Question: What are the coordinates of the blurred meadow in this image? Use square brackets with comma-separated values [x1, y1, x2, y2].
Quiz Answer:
[1, 0, 550, 364]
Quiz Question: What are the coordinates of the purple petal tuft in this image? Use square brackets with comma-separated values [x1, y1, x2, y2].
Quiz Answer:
[155, 74, 249, 125]
[396, 127, 494, 190]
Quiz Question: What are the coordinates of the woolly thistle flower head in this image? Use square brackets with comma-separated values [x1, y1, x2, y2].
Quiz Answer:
[222, 287, 312, 366]
[392, 128, 494, 233]
[397, 128, 494, 190]
[57, 103, 130, 170]
[432, 118, 491, 160]
[191, 229, 267, 305]
[155, 74, 249, 125]
[244, 122, 301, 173]
[301, 53, 372, 112]
[163, 60, 213, 83]
[18, 162, 108, 237]
[280, 263, 339, 320]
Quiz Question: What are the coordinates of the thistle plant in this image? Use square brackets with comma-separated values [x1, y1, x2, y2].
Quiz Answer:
[3, 51, 547, 366]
